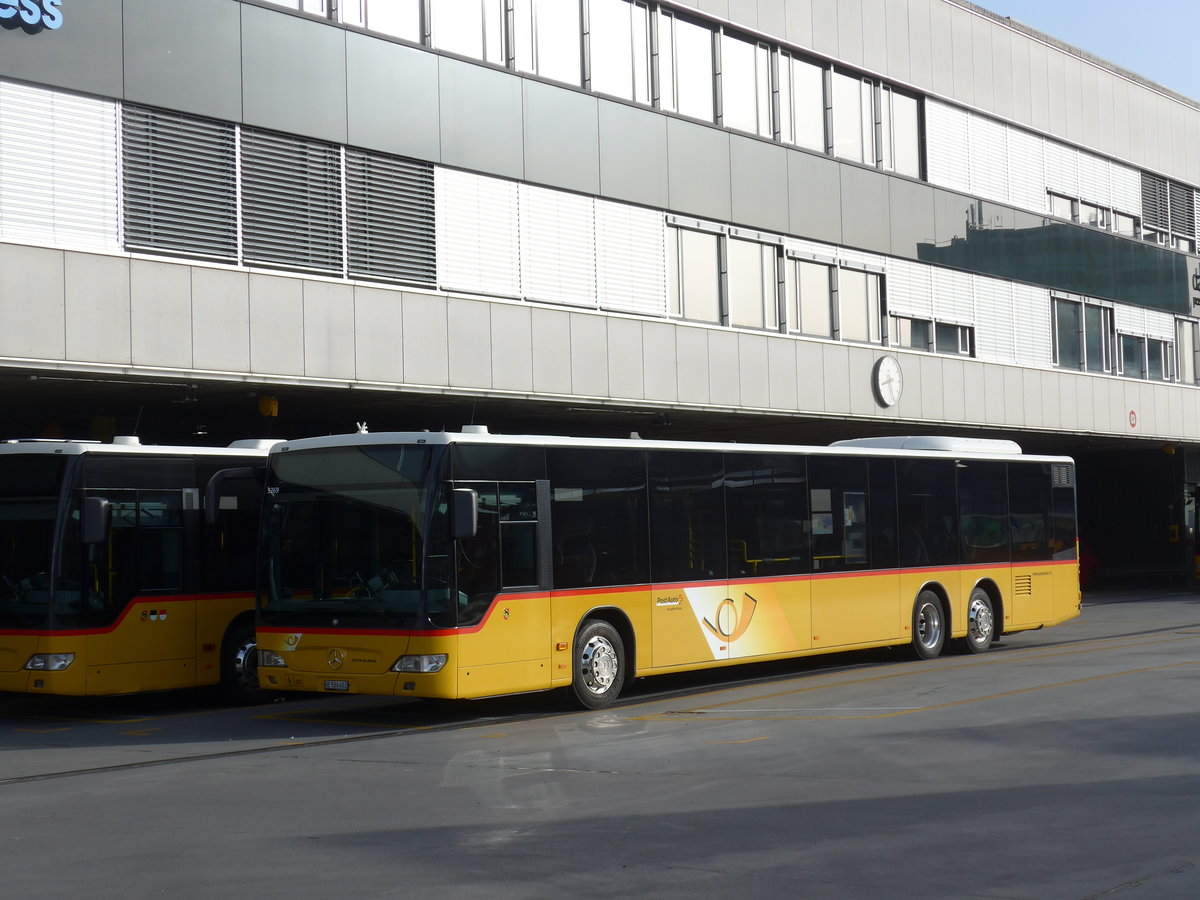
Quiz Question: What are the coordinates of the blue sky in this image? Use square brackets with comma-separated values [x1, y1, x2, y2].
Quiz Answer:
[978, 0, 1200, 101]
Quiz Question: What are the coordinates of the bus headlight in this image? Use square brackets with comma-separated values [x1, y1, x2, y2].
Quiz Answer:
[258, 649, 287, 667]
[391, 654, 447, 673]
[25, 653, 75, 671]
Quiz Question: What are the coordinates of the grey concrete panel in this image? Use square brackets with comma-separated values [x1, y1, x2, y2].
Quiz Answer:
[949, 6, 974, 106]
[860, 0, 887, 77]
[401, 292, 449, 387]
[728, 0, 758, 27]
[697, 0, 731, 20]
[1003, 367, 1024, 426]
[0, 0, 121, 99]
[1009, 29, 1032, 128]
[756, 0, 787, 40]
[570, 313, 609, 397]
[523, 81, 600, 195]
[598, 100, 670, 209]
[130, 260, 192, 369]
[788, 151, 842, 246]
[191, 267, 249, 374]
[1186, 113, 1200, 188]
[795, 339, 826, 412]
[784, 0, 814, 50]
[810, 0, 838, 58]
[730, 136, 790, 234]
[1045, 51, 1067, 143]
[960, 362, 985, 425]
[1021, 368, 1045, 430]
[839, 165, 891, 255]
[438, 57, 524, 181]
[1027, 41, 1050, 133]
[666, 119, 732, 222]
[1074, 375, 1095, 433]
[940, 357, 967, 424]
[64, 252, 129, 366]
[708, 330, 741, 406]
[124, 0, 241, 122]
[353, 286, 405, 384]
[927, 0, 954, 98]
[891, 349, 922, 421]
[835, 0, 864, 67]
[1056, 372, 1080, 433]
[1096, 72, 1115, 162]
[1080, 65, 1100, 150]
[640, 321, 678, 404]
[241, 4, 347, 142]
[969, 15, 994, 112]
[888, 177, 936, 261]
[531, 308, 572, 395]
[989, 27, 1013, 122]
[820, 343, 851, 413]
[737, 332, 770, 408]
[1171, 102, 1190, 184]
[447, 296, 494, 389]
[249, 274, 304, 376]
[1062, 58, 1084, 144]
[982, 366, 1005, 425]
[346, 34, 440, 162]
[1153, 383, 1172, 438]
[489, 303, 533, 393]
[676, 326, 711, 404]
[906, 0, 934, 92]
[1116, 79, 1137, 164]
[917, 353, 944, 421]
[1089, 375, 1114, 435]
[302, 281, 355, 380]
[607, 317, 645, 401]
[848, 346, 880, 418]
[767, 337, 798, 410]
[883, 0, 910, 85]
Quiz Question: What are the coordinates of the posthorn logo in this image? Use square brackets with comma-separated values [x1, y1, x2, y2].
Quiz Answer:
[0, 0, 63, 34]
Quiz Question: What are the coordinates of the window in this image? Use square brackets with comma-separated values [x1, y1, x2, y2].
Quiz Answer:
[787, 258, 833, 337]
[935, 322, 973, 356]
[1048, 193, 1075, 221]
[514, 0, 582, 85]
[648, 451, 726, 583]
[721, 32, 771, 137]
[890, 315, 931, 351]
[831, 71, 873, 164]
[1079, 201, 1108, 230]
[430, 0, 505, 65]
[340, 0, 421, 41]
[658, 11, 715, 122]
[727, 238, 778, 329]
[1147, 338, 1172, 381]
[808, 456, 869, 572]
[885, 88, 920, 178]
[1177, 319, 1197, 384]
[725, 454, 809, 577]
[778, 53, 826, 152]
[1119, 333, 1146, 379]
[958, 460, 1009, 565]
[836, 268, 883, 344]
[667, 226, 721, 323]
[588, 0, 650, 103]
[897, 459, 959, 567]
[1053, 298, 1112, 373]
[1142, 171, 1196, 252]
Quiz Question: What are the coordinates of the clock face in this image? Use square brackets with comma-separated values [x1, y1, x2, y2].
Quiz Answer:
[873, 356, 903, 407]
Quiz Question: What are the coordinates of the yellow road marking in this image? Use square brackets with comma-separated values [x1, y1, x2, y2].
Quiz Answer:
[13, 727, 72, 734]
[705, 736, 771, 744]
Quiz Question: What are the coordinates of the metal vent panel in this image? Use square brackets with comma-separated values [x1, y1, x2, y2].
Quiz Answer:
[436, 168, 521, 297]
[1142, 171, 1169, 231]
[595, 199, 667, 316]
[519, 183, 597, 307]
[345, 148, 435, 286]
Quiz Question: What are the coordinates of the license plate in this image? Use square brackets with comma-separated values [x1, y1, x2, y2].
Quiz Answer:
[324, 680, 350, 692]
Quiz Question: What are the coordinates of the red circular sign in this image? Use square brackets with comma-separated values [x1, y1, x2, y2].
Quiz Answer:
[1129, 410, 1138, 428]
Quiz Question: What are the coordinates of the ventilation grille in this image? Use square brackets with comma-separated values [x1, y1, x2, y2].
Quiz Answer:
[1014, 574, 1033, 596]
[1142, 172, 1169, 231]
[1051, 463, 1075, 487]
[241, 127, 343, 274]
[345, 148, 436, 286]
[1170, 182, 1196, 238]
[122, 105, 237, 261]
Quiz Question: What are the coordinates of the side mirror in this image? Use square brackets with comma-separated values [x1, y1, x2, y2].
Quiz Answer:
[81, 497, 110, 544]
[204, 466, 261, 525]
[451, 488, 479, 540]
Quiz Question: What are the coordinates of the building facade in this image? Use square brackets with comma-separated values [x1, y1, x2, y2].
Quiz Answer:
[2, 0, 1199, 579]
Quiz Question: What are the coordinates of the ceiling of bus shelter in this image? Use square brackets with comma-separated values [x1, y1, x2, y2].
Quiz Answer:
[0, 366, 1186, 460]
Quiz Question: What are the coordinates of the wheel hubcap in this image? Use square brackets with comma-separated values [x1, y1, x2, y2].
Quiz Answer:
[232, 638, 258, 692]
[580, 635, 618, 694]
[917, 602, 941, 649]
[968, 597, 994, 645]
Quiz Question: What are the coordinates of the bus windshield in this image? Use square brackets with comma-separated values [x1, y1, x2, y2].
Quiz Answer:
[0, 455, 68, 629]
[261, 444, 449, 629]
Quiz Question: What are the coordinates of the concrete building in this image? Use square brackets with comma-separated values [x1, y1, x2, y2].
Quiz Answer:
[2, 0, 1198, 581]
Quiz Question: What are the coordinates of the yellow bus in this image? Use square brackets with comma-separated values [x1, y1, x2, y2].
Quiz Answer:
[0, 436, 277, 701]
[256, 428, 1080, 709]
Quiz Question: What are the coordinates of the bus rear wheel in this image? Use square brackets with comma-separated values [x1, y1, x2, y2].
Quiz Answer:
[962, 587, 996, 654]
[221, 619, 266, 705]
[570, 619, 624, 710]
[911, 591, 946, 660]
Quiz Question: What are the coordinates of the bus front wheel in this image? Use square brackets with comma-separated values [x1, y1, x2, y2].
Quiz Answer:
[221, 619, 266, 704]
[911, 591, 946, 660]
[571, 619, 624, 710]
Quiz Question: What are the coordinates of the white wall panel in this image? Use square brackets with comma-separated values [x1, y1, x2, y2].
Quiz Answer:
[931, 266, 973, 325]
[1077, 152, 1111, 208]
[923, 100, 970, 194]
[1113, 304, 1146, 336]
[972, 276, 1015, 363]
[1012, 283, 1053, 367]
[884, 258, 933, 318]
[1006, 127, 1046, 212]
[966, 114, 1009, 204]
[1141, 308, 1176, 342]
[1044, 139, 1079, 198]
[519, 183, 597, 307]
[0, 81, 119, 250]
[436, 168, 521, 297]
[595, 199, 667, 316]
[1110, 162, 1141, 217]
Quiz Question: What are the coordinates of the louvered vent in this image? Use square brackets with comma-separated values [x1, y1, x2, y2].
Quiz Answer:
[1170, 181, 1195, 238]
[1014, 574, 1033, 596]
[241, 128, 343, 274]
[1141, 172, 1169, 231]
[122, 105, 237, 261]
[1051, 463, 1074, 487]
[345, 148, 436, 285]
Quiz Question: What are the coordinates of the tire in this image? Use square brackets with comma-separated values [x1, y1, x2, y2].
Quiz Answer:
[570, 619, 624, 710]
[961, 587, 996, 654]
[220, 619, 267, 705]
[911, 590, 946, 660]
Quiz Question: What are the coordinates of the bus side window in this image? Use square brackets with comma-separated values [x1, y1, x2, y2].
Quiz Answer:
[455, 484, 500, 626]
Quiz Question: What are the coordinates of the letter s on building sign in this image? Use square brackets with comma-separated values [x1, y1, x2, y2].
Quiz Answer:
[0, 0, 64, 33]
